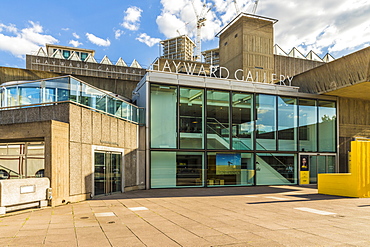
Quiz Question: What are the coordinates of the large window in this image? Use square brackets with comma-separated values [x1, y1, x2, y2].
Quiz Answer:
[256, 153, 296, 185]
[278, 97, 297, 151]
[207, 90, 230, 149]
[299, 99, 317, 152]
[0, 142, 45, 179]
[179, 87, 204, 149]
[207, 152, 254, 186]
[150, 84, 177, 148]
[151, 151, 204, 188]
[318, 101, 336, 152]
[232, 93, 253, 150]
[256, 94, 276, 150]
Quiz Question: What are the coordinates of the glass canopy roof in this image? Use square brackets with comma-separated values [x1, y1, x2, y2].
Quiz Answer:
[0, 76, 143, 125]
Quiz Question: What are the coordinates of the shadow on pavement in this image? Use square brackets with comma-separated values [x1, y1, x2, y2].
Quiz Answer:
[93, 185, 327, 200]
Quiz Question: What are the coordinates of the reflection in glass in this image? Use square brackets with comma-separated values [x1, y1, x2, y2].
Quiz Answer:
[278, 97, 297, 151]
[151, 151, 204, 188]
[299, 99, 317, 152]
[207, 90, 230, 149]
[19, 82, 41, 105]
[150, 84, 177, 148]
[318, 101, 336, 152]
[256, 153, 296, 185]
[256, 94, 276, 150]
[232, 93, 253, 150]
[207, 152, 254, 186]
[0, 142, 45, 179]
[0, 76, 142, 124]
[179, 87, 204, 149]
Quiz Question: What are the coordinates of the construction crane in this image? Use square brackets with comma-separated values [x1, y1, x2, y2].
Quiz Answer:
[233, 0, 240, 14]
[252, 0, 259, 15]
[191, 0, 214, 61]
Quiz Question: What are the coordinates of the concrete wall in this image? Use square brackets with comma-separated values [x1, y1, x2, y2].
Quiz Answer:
[0, 103, 143, 206]
[274, 55, 324, 78]
[0, 120, 69, 206]
[290, 46, 370, 94]
[337, 97, 370, 172]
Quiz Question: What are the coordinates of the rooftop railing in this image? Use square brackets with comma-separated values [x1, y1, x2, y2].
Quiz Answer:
[0, 76, 144, 125]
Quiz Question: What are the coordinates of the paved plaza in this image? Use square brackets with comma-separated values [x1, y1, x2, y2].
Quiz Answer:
[1, 185, 370, 246]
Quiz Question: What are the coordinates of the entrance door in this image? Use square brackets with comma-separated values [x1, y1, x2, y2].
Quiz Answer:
[299, 154, 336, 184]
[94, 151, 122, 196]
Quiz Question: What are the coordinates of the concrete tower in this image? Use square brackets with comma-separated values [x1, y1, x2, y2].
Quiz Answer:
[218, 13, 277, 83]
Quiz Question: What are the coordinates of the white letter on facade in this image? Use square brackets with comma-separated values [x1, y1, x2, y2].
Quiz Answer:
[162, 60, 172, 72]
[234, 69, 244, 81]
[246, 71, 254, 82]
[172, 61, 181, 73]
[219, 67, 229, 79]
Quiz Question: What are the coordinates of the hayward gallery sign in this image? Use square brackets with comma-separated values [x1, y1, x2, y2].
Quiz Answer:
[151, 59, 294, 86]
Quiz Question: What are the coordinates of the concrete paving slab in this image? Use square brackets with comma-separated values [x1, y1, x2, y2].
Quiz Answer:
[1, 185, 370, 246]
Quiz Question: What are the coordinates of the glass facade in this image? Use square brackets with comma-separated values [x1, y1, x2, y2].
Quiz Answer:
[149, 83, 337, 188]
[0, 76, 143, 125]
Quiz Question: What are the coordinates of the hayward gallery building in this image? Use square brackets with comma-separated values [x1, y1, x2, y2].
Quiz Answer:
[0, 13, 369, 209]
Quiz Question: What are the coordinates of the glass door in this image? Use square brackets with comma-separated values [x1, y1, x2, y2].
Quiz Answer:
[299, 154, 336, 184]
[94, 151, 122, 196]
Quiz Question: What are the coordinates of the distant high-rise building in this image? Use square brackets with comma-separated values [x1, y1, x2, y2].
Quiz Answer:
[160, 35, 196, 61]
[202, 48, 220, 67]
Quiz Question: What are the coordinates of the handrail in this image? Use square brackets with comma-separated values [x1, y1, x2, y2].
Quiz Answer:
[0, 164, 20, 176]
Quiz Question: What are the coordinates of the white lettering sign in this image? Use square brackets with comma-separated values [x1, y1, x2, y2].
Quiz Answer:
[150, 59, 294, 86]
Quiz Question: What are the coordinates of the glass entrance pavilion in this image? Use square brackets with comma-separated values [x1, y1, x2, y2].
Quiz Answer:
[135, 71, 337, 188]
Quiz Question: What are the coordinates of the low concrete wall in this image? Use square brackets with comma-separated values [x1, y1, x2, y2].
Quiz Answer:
[0, 178, 50, 214]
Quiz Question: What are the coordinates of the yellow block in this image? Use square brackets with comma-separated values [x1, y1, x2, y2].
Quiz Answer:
[300, 171, 309, 184]
[318, 140, 370, 198]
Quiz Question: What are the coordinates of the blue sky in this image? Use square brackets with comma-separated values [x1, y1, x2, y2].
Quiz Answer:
[1, 0, 369, 69]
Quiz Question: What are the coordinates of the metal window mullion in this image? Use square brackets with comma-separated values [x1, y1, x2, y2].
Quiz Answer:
[253, 93, 257, 186]
[177, 86, 180, 149]
[204, 88, 208, 187]
[275, 96, 278, 151]
[316, 100, 319, 152]
[229, 91, 232, 150]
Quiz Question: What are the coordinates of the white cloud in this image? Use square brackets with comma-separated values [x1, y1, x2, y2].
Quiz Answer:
[86, 33, 111, 46]
[0, 21, 58, 58]
[258, 0, 370, 57]
[69, 40, 82, 47]
[0, 23, 17, 33]
[156, 0, 370, 58]
[156, 0, 236, 42]
[136, 33, 161, 47]
[61, 27, 69, 31]
[121, 6, 143, 31]
[114, 29, 124, 39]
[72, 32, 80, 39]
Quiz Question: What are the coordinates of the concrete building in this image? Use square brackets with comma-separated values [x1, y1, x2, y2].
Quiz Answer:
[202, 48, 220, 67]
[1, 12, 370, 212]
[160, 35, 196, 61]
[0, 76, 144, 208]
